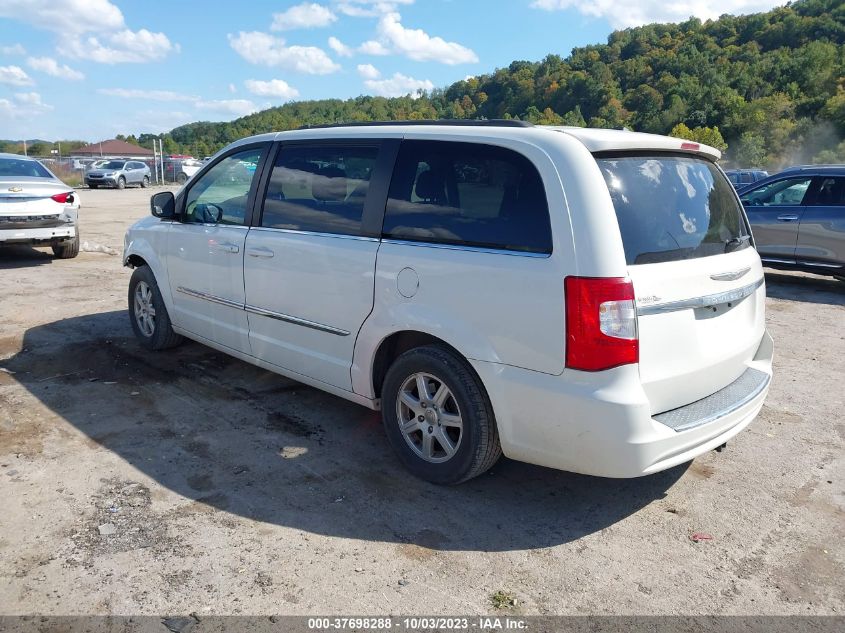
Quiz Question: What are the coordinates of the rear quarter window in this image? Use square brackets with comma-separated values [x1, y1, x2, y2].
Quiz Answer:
[382, 140, 552, 254]
[597, 154, 751, 265]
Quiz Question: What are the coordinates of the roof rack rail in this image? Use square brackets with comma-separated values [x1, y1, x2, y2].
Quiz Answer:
[297, 119, 534, 130]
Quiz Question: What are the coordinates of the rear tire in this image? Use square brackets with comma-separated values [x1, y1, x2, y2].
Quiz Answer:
[128, 265, 183, 351]
[141, 175, 150, 188]
[176, 172, 188, 185]
[381, 345, 501, 485]
[117, 176, 126, 190]
[52, 235, 79, 259]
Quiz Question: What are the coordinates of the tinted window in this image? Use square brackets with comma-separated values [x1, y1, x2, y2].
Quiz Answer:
[740, 177, 812, 207]
[382, 141, 552, 254]
[261, 145, 379, 236]
[184, 148, 263, 225]
[598, 155, 751, 265]
[808, 177, 845, 206]
[102, 161, 126, 170]
[0, 157, 52, 178]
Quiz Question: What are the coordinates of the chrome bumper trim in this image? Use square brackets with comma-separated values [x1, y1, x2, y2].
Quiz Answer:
[637, 277, 764, 316]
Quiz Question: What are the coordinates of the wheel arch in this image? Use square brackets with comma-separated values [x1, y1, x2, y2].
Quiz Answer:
[123, 238, 175, 317]
[368, 330, 494, 406]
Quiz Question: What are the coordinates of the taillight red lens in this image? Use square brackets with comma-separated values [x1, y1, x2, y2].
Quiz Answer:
[51, 192, 74, 204]
[681, 142, 700, 151]
[564, 276, 638, 371]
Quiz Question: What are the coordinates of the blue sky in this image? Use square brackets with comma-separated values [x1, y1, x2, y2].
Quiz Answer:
[0, 0, 784, 142]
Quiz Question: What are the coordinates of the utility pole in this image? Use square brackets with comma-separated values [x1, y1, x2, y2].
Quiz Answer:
[23, 139, 27, 156]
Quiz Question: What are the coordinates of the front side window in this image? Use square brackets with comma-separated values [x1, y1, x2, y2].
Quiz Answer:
[183, 148, 263, 225]
[382, 140, 552, 254]
[740, 177, 812, 207]
[598, 154, 751, 265]
[260, 145, 379, 236]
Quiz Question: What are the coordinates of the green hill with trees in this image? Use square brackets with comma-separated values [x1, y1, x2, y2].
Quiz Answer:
[5, 0, 842, 169]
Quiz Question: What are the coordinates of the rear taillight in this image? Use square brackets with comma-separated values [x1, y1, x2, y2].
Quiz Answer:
[681, 142, 700, 151]
[565, 276, 638, 371]
[51, 192, 74, 204]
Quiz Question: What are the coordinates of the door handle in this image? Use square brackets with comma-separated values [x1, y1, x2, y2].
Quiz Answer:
[211, 241, 240, 254]
[776, 214, 799, 222]
[246, 246, 275, 258]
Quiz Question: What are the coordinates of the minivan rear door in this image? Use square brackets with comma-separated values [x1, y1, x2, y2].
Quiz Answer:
[597, 154, 766, 414]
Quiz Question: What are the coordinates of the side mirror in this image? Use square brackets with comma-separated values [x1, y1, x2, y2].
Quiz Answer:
[151, 191, 175, 219]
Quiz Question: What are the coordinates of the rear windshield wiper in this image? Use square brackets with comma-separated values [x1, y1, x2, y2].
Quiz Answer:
[725, 235, 751, 253]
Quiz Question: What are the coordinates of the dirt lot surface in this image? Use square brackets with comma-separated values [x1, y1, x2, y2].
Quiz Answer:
[0, 186, 843, 616]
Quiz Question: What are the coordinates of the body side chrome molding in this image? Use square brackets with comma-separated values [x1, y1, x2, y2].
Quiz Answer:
[176, 286, 349, 336]
[176, 286, 244, 310]
[637, 277, 764, 316]
[244, 304, 350, 336]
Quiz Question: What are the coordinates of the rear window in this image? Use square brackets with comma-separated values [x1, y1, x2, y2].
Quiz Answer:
[597, 155, 750, 265]
[382, 140, 552, 254]
[0, 157, 52, 178]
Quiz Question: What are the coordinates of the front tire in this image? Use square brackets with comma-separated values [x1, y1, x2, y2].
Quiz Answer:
[128, 265, 183, 351]
[141, 175, 150, 188]
[117, 176, 126, 190]
[52, 235, 79, 259]
[176, 172, 188, 185]
[88, 183, 98, 189]
[381, 345, 501, 485]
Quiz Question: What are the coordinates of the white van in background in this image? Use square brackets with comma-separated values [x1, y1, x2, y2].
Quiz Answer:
[123, 121, 773, 484]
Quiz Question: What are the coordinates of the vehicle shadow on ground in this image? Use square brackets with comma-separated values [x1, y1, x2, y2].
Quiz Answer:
[2, 310, 686, 553]
[0, 245, 54, 268]
[764, 270, 845, 307]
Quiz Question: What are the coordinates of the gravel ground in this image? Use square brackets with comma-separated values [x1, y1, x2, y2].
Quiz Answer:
[0, 186, 842, 616]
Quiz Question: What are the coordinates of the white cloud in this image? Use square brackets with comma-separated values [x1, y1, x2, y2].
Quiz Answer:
[0, 91, 53, 120]
[13, 91, 51, 109]
[27, 57, 84, 80]
[272, 3, 337, 30]
[530, 0, 782, 29]
[0, 65, 33, 86]
[244, 79, 300, 100]
[370, 12, 478, 64]
[328, 36, 353, 57]
[229, 83, 237, 94]
[357, 63, 381, 80]
[97, 88, 197, 101]
[1, 44, 26, 56]
[0, 0, 176, 64]
[336, 0, 414, 18]
[364, 72, 433, 98]
[61, 29, 177, 63]
[229, 31, 340, 74]
[359, 40, 390, 55]
[195, 99, 258, 117]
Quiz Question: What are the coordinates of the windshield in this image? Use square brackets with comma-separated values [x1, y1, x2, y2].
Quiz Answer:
[0, 157, 53, 179]
[101, 161, 126, 170]
[597, 154, 751, 265]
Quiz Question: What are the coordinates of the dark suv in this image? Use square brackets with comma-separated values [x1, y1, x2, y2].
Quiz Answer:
[738, 165, 845, 280]
[725, 169, 768, 188]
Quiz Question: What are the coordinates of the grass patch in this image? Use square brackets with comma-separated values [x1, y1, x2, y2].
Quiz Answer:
[490, 590, 518, 610]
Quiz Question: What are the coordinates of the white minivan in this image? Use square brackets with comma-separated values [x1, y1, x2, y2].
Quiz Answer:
[123, 121, 773, 484]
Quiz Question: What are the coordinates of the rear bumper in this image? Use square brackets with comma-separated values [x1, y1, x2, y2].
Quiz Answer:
[472, 330, 774, 478]
[0, 225, 77, 244]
